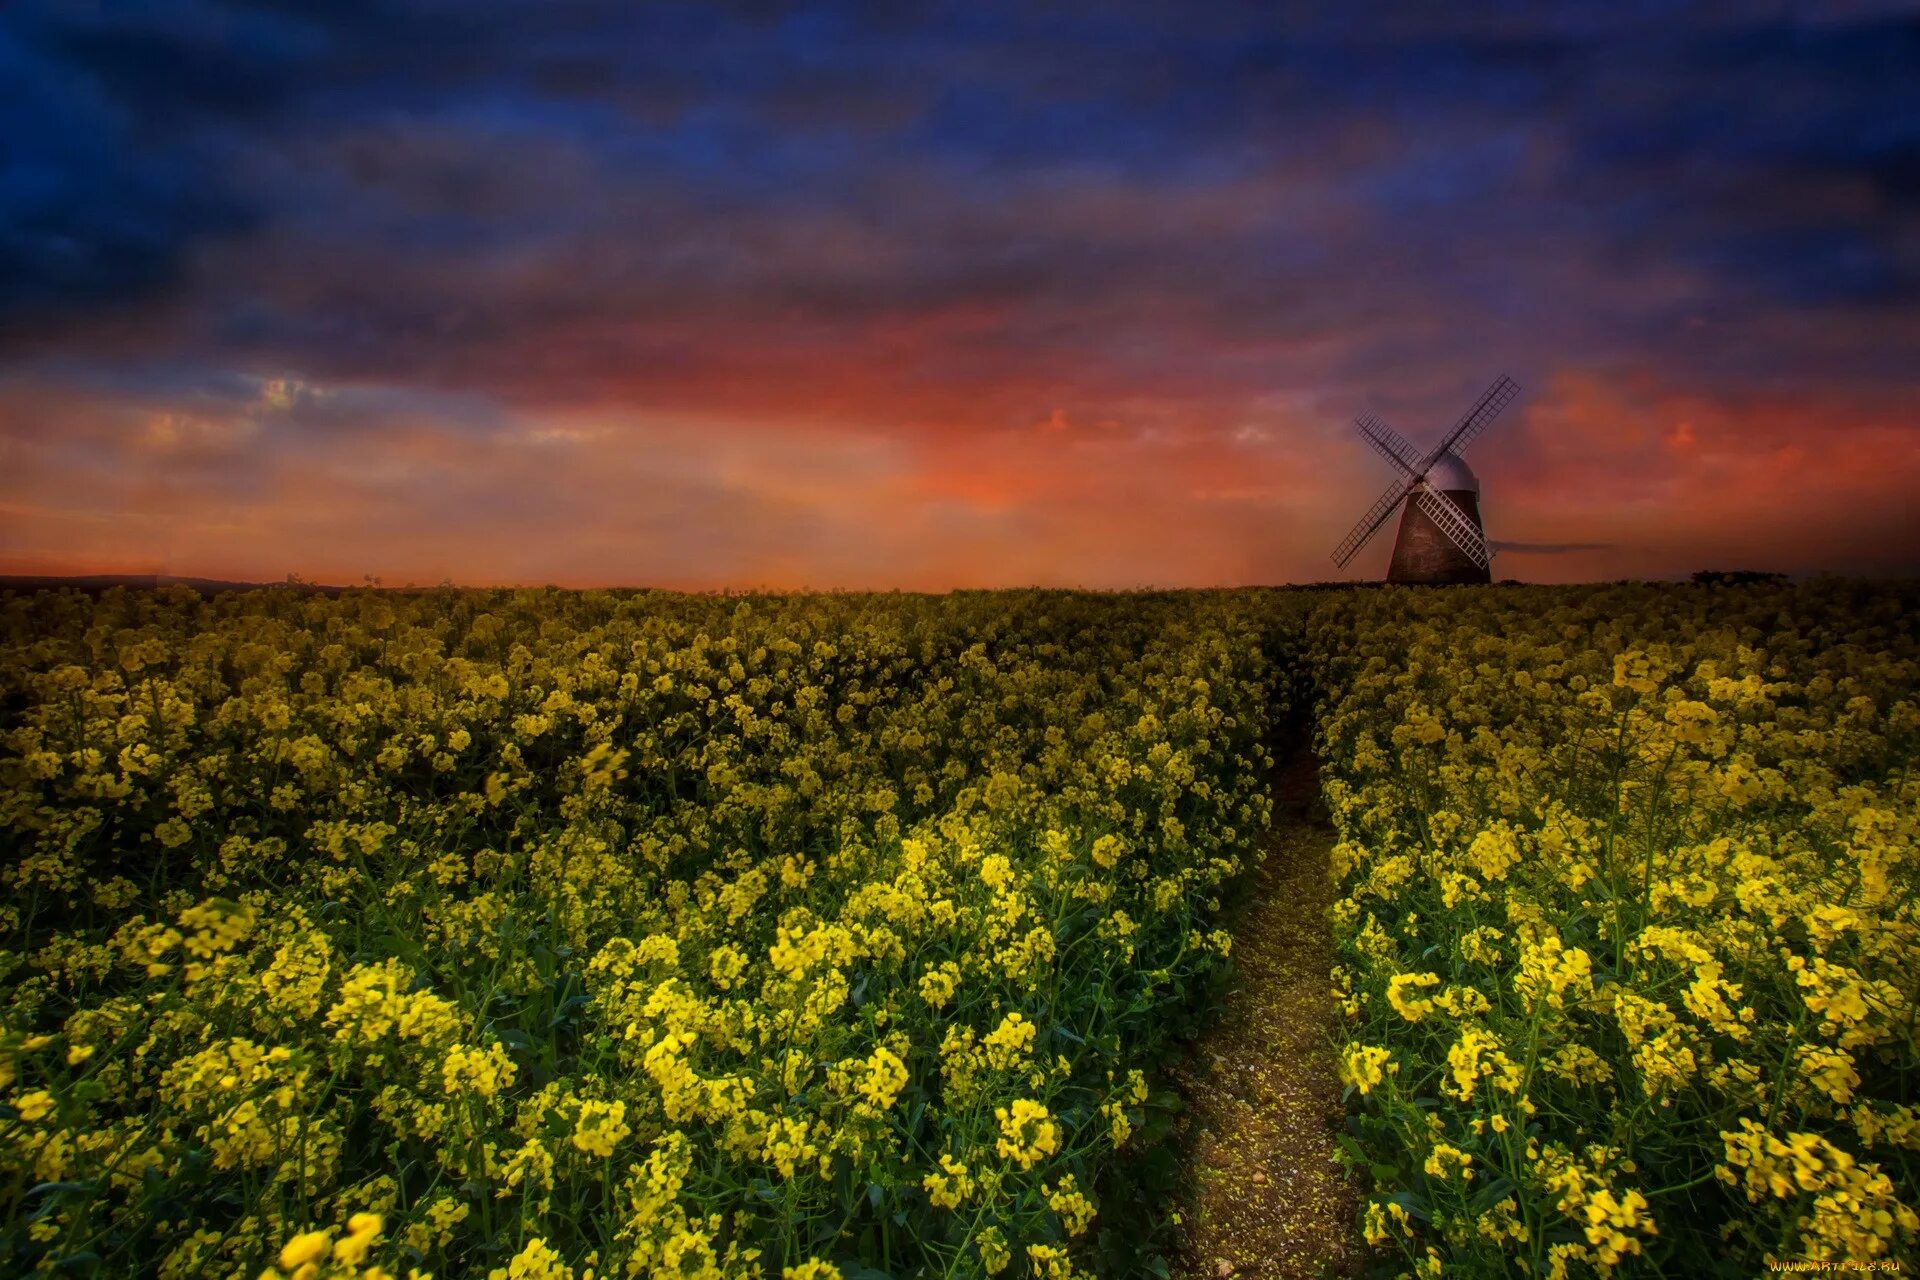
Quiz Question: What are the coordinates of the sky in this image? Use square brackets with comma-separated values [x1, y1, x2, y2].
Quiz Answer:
[2, 0, 1918, 589]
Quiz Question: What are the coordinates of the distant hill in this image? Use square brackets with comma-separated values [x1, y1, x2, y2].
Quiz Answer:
[2, 576, 1397, 597]
[0, 574, 348, 596]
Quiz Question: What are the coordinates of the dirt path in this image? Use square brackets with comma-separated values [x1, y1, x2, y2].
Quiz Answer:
[1169, 747, 1360, 1280]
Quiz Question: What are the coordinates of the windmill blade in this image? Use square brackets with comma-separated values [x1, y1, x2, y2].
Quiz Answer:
[1353, 414, 1423, 477]
[1414, 488, 1492, 570]
[1425, 375, 1520, 464]
[1331, 474, 1418, 568]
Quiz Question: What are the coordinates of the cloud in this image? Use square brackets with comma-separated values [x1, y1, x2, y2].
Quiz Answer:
[0, 18, 259, 326]
[1, 1, 1917, 584]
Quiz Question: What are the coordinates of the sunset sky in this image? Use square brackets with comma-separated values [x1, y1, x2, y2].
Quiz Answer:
[3, 1, 1917, 588]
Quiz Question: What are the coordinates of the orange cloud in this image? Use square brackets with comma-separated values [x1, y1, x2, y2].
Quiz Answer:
[2, 357, 1916, 589]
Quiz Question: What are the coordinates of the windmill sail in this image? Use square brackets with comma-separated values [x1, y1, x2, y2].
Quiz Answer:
[1332, 474, 1418, 568]
[1353, 414, 1423, 476]
[1414, 488, 1491, 569]
[1424, 375, 1519, 465]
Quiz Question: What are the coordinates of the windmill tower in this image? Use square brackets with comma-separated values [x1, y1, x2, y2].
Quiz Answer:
[1330, 375, 1520, 585]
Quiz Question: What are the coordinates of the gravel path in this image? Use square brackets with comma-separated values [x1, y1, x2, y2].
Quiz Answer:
[1169, 747, 1361, 1280]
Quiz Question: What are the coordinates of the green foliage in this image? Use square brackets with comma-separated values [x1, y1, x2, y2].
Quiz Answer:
[1313, 580, 1920, 1275]
[0, 587, 1279, 1280]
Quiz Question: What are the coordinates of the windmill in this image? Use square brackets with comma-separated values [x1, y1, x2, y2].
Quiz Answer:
[1330, 375, 1520, 585]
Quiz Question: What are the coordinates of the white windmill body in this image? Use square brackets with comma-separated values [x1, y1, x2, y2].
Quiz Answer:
[1329, 375, 1520, 585]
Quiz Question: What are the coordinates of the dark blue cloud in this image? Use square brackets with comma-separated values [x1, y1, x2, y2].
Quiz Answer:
[0, 0, 1915, 415]
[0, 18, 257, 323]
[1528, 16, 1920, 309]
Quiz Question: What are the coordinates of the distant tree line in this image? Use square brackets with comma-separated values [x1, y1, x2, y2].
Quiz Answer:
[1690, 569, 1788, 586]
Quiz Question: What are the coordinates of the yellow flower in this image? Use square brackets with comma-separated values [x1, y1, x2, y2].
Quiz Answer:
[1386, 972, 1440, 1022]
[917, 961, 962, 1009]
[442, 1042, 517, 1099]
[1423, 1143, 1472, 1181]
[1443, 1028, 1507, 1101]
[856, 1046, 909, 1111]
[1339, 1045, 1395, 1095]
[1513, 934, 1593, 1011]
[278, 1230, 332, 1270]
[922, 1154, 976, 1209]
[570, 1098, 630, 1158]
[13, 1090, 55, 1123]
[1581, 1188, 1655, 1266]
[995, 1098, 1061, 1169]
[981, 1012, 1037, 1069]
[976, 1226, 1011, 1275]
[1046, 1173, 1097, 1235]
[1026, 1243, 1073, 1280]
[784, 1263, 842, 1280]
[489, 1236, 574, 1280]
[332, 1212, 384, 1266]
[1362, 1199, 1412, 1245]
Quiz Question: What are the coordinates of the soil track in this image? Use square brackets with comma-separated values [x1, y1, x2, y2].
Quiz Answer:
[1169, 746, 1361, 1279]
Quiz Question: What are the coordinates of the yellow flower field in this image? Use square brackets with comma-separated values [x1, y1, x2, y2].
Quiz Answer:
[1312, 581, 1920, 1275]
[0, 588, 1274, 1279]
[3, 580, 1916, 1278]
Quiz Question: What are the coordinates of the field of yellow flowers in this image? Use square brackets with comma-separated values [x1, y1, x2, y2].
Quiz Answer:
[0, 588, 1277, 1280]
[3, 579, 1916, 1279]
[1313, 580, 1920, 1276]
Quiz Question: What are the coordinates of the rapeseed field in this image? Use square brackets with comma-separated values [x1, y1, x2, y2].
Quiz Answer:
[2, 581, 1915, 1278]
[1314, 581, 1919, 1276]
[0, 589, 1272, 1280]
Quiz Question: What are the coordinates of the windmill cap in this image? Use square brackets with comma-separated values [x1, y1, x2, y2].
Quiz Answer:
[1424, 450, 1479, 494]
